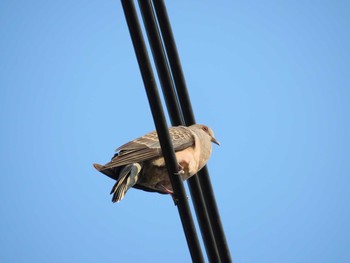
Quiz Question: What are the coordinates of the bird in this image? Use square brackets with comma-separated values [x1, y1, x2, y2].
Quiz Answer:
[93, 124, 219, 203]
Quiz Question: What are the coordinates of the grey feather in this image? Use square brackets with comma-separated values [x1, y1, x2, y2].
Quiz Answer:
[110, 163, 142, 202]
[93, 124, 219, 203]
[102, 126, 195, 170]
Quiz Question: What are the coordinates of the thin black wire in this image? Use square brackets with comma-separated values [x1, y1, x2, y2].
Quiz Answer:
[137, 1, 221, 262]
[120, 1, 204, 262]
[151, 0, 233, 262]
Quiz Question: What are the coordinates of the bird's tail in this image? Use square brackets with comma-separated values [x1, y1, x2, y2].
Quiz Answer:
[109, 163, 142, 202]
[93, 163, 122, 181]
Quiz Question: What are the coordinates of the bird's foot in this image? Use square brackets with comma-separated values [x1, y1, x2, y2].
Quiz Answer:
[155, 183, 190, 206]
[174, 163, 185, 176]
[156, 183, 174, 195]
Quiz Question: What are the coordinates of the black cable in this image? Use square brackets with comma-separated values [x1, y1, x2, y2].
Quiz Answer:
[136, 0, 183, 126]
[137, 1, 221, 262]
[120, 1, 204, 262]
[151, 0, 233, 262]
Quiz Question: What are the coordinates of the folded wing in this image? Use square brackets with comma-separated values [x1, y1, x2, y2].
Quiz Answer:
[100, 126, 195, 170]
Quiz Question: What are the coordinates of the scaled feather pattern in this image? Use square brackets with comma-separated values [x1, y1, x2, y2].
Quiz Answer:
[93, 124, 219, 202]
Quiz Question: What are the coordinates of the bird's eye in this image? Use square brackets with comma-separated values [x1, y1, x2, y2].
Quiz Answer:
[202, 126, 209, 132]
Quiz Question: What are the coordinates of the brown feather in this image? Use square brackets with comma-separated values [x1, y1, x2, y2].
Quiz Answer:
[101, 126, 195, 170]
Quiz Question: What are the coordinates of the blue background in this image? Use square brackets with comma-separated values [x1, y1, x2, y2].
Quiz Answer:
[1, 1, 349, 262]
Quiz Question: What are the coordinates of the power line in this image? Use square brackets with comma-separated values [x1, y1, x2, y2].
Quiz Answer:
[121, 1, 204, 262]
[137, 1, 220, 262]
[151, 1, 232, 261]
[121, 0, 232, 262]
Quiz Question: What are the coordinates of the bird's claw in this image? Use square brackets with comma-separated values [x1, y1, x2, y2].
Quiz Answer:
[174, 163, 185, 176]
[174, 170, 185, 176]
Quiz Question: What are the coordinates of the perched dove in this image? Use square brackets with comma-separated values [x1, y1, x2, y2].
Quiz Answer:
[93, 124, 219, 202]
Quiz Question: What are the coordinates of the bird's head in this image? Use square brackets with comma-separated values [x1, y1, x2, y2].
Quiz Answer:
[192, 124, 220, 146]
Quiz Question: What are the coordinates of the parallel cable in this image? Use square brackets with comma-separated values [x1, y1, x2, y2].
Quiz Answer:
[151, 1, 233, 262]
[121, 1, 204, 262]
[137, 1, 220, 262]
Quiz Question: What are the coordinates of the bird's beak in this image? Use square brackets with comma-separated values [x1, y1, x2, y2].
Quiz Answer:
[211, 137, 220, 146]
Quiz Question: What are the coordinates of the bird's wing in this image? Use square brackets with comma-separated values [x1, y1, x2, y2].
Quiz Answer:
[101, 126, 195, 169]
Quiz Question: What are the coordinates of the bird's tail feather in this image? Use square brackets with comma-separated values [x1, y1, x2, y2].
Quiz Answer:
[93, 163, 123, 181]
[110, 163, 142, 202]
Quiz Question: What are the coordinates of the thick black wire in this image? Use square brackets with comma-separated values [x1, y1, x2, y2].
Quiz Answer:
[120, 1, 204, 262]
[137, 1, 220, 262]
[136, 1, 183, 126]
[151, 0, 233, 262]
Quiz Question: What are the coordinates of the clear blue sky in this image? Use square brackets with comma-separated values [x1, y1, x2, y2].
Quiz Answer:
[1, 1, 349, 262]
